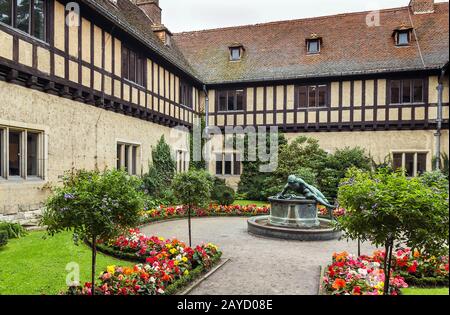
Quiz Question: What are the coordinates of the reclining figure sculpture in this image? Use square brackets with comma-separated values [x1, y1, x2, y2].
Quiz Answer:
[277, 175, 335, 209]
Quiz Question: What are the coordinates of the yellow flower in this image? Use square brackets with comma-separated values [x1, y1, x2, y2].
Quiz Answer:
[375, 282, 384, 291]
[182, 257, 188, 263]
[166, 244, 172, 249]
[107, 265, 115, 274]
[184, 270, 189, 276]
[170, 248, 177, 255]
[159, 237, 165, 241]
[207, 243, 218, 250]
[174, 261, 179, 266]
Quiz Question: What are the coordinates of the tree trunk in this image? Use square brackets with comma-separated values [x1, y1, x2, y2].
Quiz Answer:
[188, 205, 192, 247]
[383, 239, 394, 295]
[357, 238, 361, 257]
[91, 234, 97, 296]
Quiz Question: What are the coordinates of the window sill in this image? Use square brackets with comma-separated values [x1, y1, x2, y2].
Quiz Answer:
[388, 102, 425, 106]
[123, 79, 146, 89]
[0, 178, 46, 185]
[297, 106, 329, 110]
[217, 110, 245, 114]
[216, 174, 241, 178]
[179, 103, 193, 110]
[0, 22, 49, 48]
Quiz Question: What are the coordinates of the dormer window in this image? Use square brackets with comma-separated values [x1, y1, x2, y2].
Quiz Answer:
[393, 25, 413, 46]
[397, 31, 410, 45]
[306, 34, 322, 54]
[229, 44, 244, 61]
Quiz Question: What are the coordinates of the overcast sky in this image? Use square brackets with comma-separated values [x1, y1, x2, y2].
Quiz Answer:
[160, 0, 447, 33]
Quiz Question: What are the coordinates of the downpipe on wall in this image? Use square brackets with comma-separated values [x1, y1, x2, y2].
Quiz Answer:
[435, 62, 448, 170]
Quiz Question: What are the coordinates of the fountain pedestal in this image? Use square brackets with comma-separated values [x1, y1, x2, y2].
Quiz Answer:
[247, 196, 342, 241]
[269, 197, 319, 228]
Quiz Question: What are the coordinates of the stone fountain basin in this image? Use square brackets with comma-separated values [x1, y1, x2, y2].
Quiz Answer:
[247, 216, 342, 241]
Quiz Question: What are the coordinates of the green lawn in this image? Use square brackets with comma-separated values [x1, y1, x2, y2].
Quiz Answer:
[233, 200, 269, 207]
[402, 287, 449, 295]
[0, 230, 132, 295]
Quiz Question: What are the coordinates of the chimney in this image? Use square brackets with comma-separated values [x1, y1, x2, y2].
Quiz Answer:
[409, 0, 435, 14]
[133, 0, 162, 25]
[132, 0, 172, 46]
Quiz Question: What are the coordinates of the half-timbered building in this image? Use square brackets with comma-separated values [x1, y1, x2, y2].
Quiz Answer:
[0, 0, 448, 225]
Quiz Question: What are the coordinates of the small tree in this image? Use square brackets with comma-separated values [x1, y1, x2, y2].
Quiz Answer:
[337, 167, 449, 295]
[41, 169, 144, 294]
[262, 136, 326, 198]
[238, 132, 287, 201]
[142, 135, 177, 204]
[172, 170, 213, 246]
[319, 147, 372, 199]
[190, 115, 207, 171]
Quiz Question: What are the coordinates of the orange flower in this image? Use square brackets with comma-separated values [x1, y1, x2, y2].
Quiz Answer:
[334, 252, 349, 262]
[123, 267, 133, 276]
[162, 273, 170, 282]
[413, 249, 420, 258]
[332, 279, 346, 290]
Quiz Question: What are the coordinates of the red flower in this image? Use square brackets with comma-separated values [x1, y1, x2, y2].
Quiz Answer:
[407, 261, 418, 274]
[353, 286, 361, 295]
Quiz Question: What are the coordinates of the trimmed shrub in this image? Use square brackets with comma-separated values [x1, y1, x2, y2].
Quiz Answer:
[211, 177, 235, 206]
[0, 222, 28, 239]
[0, 230, 8, 248]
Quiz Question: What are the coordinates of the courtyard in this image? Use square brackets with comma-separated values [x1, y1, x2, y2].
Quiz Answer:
[141, 217, 377, 295]
[0, 0, 448, 301]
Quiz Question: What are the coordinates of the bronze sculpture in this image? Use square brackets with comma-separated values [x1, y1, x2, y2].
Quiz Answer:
[277, 175, 335, 209]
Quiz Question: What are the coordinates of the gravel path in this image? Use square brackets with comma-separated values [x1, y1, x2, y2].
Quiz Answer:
[140, 217, 377, 295]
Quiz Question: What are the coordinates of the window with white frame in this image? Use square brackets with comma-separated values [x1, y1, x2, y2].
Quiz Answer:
[116, 142, 140, 176]
[392, 152, 427, 177]
[0, 126, 44, 180]
[215, 152, 241, 176]
[176, 150, 189, 173]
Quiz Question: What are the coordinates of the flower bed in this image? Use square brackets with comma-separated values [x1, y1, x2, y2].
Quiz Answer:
[390, 248, 449, 287]
[322, 249, 449, 295]
[140, 204, 270, 224]
[318, 206, 346, 218]
[322, 251, 408, 295]
[71, 229, 222, 295]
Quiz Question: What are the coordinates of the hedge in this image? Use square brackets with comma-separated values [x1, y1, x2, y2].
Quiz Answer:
[399, 272, 449, 288]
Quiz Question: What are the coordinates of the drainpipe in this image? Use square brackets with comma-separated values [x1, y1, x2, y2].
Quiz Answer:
[202, 85, 210, 171]
[203, 85, 209, 129]
[435, 63, 448, 170]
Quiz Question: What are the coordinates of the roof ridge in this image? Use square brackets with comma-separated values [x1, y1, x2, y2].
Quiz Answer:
[173, 2, 449, 36]
[174, 5, 411, 36]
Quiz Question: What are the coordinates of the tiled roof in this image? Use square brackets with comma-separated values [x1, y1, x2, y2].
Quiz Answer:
[81, 0, 201, 82]
[173, 3, 449, 84]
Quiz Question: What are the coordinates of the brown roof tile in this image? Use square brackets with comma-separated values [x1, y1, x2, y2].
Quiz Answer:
[173, 3, 449, 84]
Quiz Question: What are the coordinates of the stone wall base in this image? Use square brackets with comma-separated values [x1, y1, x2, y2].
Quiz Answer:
[0, 205, 43, 227]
